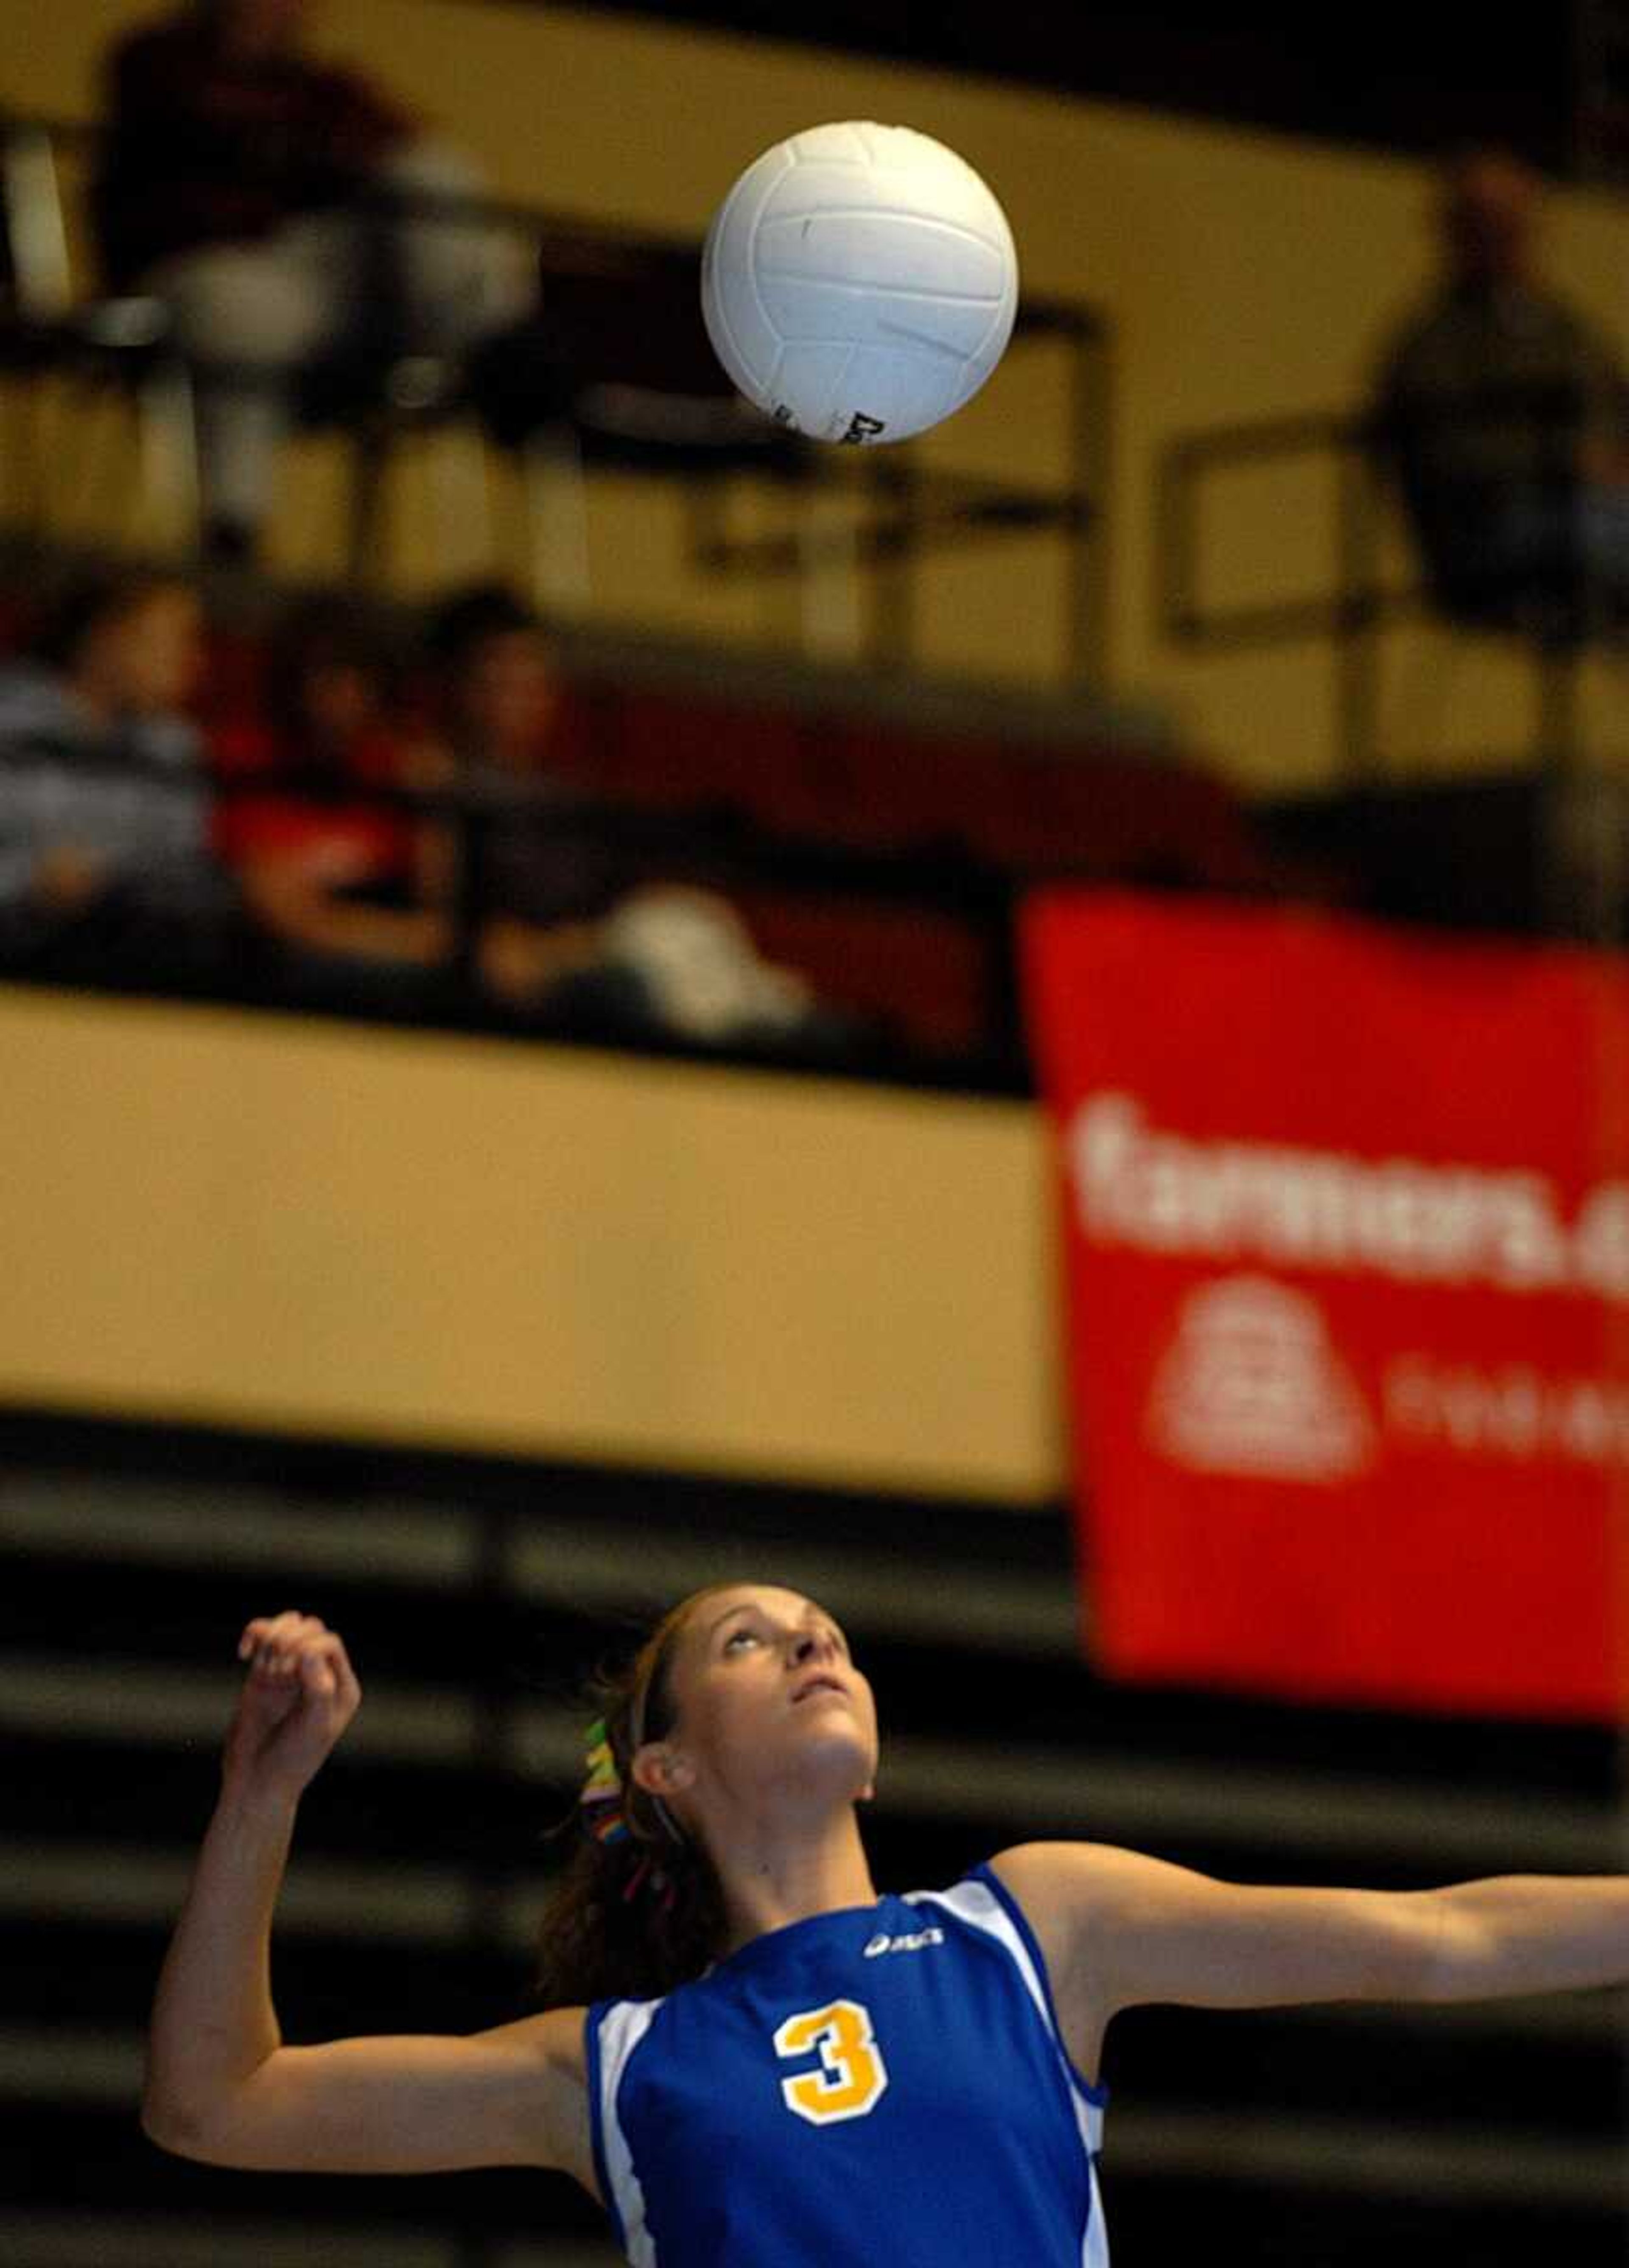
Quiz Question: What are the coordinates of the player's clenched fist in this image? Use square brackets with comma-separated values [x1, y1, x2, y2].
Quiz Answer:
[224, 1612, 361, 1803]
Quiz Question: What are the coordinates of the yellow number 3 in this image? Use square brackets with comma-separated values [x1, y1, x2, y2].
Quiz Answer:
[773, 1999, 889, 2125]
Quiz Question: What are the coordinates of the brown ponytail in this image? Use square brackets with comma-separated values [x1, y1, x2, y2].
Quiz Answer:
[532, 1589, 733, 2010]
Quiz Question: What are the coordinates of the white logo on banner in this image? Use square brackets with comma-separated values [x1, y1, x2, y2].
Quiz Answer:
[1148, 1274, 1374, 1483]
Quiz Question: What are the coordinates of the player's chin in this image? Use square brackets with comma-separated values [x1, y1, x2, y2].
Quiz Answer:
[788, 1710, 878, 1786]
[787, 1691, 873, 1742]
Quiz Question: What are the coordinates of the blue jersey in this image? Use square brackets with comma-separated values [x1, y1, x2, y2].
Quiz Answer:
[585, 1862, 1108, 2267]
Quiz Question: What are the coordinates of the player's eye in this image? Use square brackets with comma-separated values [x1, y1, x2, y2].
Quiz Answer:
[723, 1626, 760, 1651]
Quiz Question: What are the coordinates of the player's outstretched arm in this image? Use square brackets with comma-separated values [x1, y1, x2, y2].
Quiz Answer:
[141, 1614, 593, 2186]
[992, 1841, 1629, 2022]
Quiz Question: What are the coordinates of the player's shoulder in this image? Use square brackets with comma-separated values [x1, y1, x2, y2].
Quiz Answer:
[985, 1839, 1146, 1905]
[482, 2000, 592, 2081]
[897, 1849, 1075, 1967]
[974, 1842, 1148, 1970]
[985, 1841, 1078, 1889]
[901, 1849, 1097, 1914]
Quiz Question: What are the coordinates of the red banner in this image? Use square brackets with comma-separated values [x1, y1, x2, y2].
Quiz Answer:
[1022, 891, 1629, 1719]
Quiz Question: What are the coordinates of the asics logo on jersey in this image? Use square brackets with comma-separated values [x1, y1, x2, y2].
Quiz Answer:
[863, 1926, 945, 1957]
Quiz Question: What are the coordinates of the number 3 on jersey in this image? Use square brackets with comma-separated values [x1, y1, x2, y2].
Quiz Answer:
[773, 1999, 889, 2125]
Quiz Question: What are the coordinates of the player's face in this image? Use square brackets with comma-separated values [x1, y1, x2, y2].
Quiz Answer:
[655, 1585, 879, 1819]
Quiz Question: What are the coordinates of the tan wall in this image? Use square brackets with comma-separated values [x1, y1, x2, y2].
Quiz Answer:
[7, 3, 1628, 787]
[0, 984, 1065, 1500]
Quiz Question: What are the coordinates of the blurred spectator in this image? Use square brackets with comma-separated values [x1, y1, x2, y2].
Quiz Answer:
[1365, 146, 1629, 638]
[414, 583, 821, 1046]
[212, 597, 450, 991]
[0, 569, 236, 975]
[93, 0, 531, 564]
[408, 582, 620, 1012]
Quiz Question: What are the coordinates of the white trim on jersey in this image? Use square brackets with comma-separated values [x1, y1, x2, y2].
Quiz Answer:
[594, 1996, 665, 2268]
[907, 1876, 1109, 2268]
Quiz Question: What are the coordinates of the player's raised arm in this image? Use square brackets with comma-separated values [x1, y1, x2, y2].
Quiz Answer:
[141, 1613, 593, 2187]
[992, 1840, 1629, 2022]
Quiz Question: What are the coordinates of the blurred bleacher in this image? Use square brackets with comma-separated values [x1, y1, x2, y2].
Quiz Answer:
[0, 549, 1274, 1087]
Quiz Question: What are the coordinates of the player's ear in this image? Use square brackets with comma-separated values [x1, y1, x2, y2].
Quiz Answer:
[632, 1742, 694, 1801]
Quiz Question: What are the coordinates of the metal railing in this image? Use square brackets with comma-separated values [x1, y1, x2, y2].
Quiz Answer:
[1, 108, 1112, 682]
[1156, 407, 1610, 779]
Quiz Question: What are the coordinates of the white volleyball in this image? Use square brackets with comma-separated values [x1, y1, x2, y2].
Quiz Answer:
[700, 121, 1019, 445]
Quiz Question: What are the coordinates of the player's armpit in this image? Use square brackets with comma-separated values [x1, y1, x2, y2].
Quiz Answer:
[143, 2005, 596, 2191]
[991, 1841, 1447, 2017]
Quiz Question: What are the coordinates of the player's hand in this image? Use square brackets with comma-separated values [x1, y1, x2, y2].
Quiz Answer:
[223, 1612, 361, 1805]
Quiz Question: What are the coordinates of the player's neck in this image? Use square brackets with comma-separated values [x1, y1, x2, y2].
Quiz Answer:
[714, 1808, 876, 1954]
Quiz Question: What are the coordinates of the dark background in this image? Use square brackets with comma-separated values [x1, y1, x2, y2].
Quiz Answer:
[562, 2, 1586, 173]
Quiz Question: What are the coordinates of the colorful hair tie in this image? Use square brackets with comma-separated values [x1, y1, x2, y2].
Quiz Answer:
[579, 1716, 630, 1843]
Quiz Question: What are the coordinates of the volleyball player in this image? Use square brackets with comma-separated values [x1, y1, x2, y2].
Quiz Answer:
[144, 1586, 1629, 2265]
